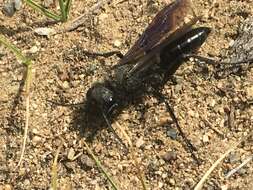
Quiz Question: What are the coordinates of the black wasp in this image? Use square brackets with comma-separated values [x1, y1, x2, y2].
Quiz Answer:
[85, 0, 210, 158]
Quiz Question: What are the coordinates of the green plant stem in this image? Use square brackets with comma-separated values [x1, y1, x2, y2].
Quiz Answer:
[16, 63, 32, 168]
[24, 0, 61, 21]
[51, 142, 63, 190]
[0, 34, 33, 169]
[65, 0, 72, 17]
[59, 0, 67, 21]
[84, 141, 119, 190]
[0, 34, 31, 65]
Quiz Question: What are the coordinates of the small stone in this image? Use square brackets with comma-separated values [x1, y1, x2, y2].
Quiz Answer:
[202, 134, 209, 143]
[162, 173, 168, 179]
[162, 151, 177, 162]
[228, 40, 235, 47]
[67, 148, 75, 160]
[14, 0, 22, 10]
[136, 137, 145, 148]
[64, 161, 75, 172]
[34, 27, 56, 36]
[174, 84, 182, 93]
[29, 46, 39, 54]
[169, 178, 176, 186]
[61, 81, 70, 89]
[23, 179, 30, 186]
[227, 152, 240, 164]
[246, 86, 253, 99]
[158, 182, 164, 188]
[207, 97, 216, 107]
[113, 39, 122, 48]
[2, 2, 15, 17]
[167, 128, 178, 140]
[79, 154, 95, 169]
[32, 135, 42, 145]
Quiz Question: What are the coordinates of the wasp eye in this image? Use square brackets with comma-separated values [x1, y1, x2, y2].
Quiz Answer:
[86, 83, 116, 114]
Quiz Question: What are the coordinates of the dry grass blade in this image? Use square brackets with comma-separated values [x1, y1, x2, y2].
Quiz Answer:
[16, 64, 32, 168]
[0, 34, 33, 169]
[83, 140, 120, 190]
[115, 122, 147, 190]
[51, 140, 63, 190]
[225, 155, 253, 179]
[194, 132, 253, 190]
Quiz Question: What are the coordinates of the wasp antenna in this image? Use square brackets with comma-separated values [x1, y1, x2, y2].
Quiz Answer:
[102, 112, 129, 153]
[47, 99, 85, 107]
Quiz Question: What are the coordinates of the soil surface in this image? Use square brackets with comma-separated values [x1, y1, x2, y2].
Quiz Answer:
[0, 0, 252, 189]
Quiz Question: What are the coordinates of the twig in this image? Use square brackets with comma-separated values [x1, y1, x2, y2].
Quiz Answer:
[225, 155, 253, 179]
[63, 0, 111, 32]
[194, 132, 253, 190]
[115, 121, 147, 190]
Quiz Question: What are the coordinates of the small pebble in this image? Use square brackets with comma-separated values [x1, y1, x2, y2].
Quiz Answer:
[61, 81, 70, 89]
[162, 151, 177, 162]
[136, 137, 145, 148]
[202, 134, 209, 143]
[167, 128, 178, 140]
[67, 148, 75, 161]
[64, 161, 75, 172]
[228, 40, 235, 47]
[28, 46, 39, 54]
[2, 2, 15, 17]
[246, 86, 253, 99]
[113, 39, 122, 48]
[169, 178, 176, 186]
[158, 182, 164, 188]
[34, 27, 56, 36]
[162, 173, 168, 179]
[23, 179, 30, 186]
[227, 152, 240, 164]
[2, 0, 22, 17]
[14, 0, 22, 10]
[32, 136, 42, 145]
[79, 154, 95, 169]
[237, 168, 247, 176]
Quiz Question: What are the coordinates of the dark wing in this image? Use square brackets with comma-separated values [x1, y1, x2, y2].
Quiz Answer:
[119, 0, 192, 65]
[126, 16, 200, 77]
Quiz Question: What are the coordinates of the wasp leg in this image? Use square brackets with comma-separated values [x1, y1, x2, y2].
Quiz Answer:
[151, 89, 201, 165]
[82, 50, 123, 58]
[102, 112, 129, 154]
[183, 53, 253, 78]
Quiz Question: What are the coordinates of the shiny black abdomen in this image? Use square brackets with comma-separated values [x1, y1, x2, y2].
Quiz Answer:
[160, 27, 211, 74]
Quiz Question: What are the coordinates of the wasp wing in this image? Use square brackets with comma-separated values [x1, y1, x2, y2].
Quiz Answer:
[126, 16, 200, 78]
[119, 0, 192, 65]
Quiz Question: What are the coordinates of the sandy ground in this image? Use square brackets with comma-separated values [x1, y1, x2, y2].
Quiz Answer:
[0, 0, 252, 189]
